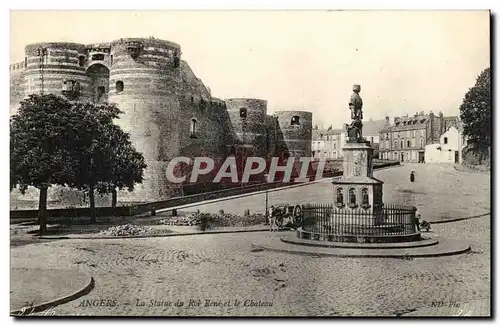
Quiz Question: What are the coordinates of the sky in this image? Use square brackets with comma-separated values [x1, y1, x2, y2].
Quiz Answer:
[10, 10, 490, 128]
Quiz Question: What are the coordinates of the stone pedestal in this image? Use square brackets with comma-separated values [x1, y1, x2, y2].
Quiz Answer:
[332, 140, 384, 213]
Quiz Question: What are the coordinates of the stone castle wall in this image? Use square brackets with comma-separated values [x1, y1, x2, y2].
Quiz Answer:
[10, 38, 313, 207]
[275, 111, 313, 157]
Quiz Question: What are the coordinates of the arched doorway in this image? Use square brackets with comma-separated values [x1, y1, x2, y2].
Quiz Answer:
[86, 63, 110, 103]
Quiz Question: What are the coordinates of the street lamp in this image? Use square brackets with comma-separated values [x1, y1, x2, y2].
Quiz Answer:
[264, 173, 269, 218]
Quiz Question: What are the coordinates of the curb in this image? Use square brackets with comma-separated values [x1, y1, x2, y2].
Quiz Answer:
[39, 227, 292, 240]
[280, 236, 439, 250]
[250, 243, 471, 259]
[430, 213, 490, 225]
[10, 275, 95, 316]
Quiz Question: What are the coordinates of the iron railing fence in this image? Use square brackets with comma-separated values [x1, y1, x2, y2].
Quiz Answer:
[301, 203, 417, 236]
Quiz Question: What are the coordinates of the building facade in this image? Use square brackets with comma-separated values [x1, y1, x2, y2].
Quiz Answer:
[10, 38, 313, 207]
[362, 117, 391, 158]
[311, 128, 344, 159]
[425, 125, 465, 164]
[379, 111, 459, 163]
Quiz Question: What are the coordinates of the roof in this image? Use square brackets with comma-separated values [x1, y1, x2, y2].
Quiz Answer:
[363, 119, 391, 136]
[382, 115, 428, 132]
[332, 176, 384, 184]
[312, 128, 343, 140]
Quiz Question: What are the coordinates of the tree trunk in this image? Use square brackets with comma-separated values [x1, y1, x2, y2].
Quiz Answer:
[111, 189, 117, 208]
[37, 186, 48, 234]
[89, 185, 96, 223]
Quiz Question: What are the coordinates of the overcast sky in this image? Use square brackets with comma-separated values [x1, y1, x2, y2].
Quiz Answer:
[10, 10, 490, 128]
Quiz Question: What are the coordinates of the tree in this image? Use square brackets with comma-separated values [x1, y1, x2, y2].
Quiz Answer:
[459, 67, 491, 162]
[95, 123, 147, 209]
[67, 102, 146, 221]
[10, 94, 77, 234]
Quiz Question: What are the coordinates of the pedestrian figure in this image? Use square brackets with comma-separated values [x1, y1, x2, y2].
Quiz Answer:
[415, 210, 421, 232]
[410, 171, 416, 182]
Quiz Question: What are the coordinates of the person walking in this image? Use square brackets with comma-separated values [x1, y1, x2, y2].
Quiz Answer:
[410, 171, 416, 183]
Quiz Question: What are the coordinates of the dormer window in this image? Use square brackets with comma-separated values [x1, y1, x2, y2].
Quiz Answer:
[291, 115, 300, 126]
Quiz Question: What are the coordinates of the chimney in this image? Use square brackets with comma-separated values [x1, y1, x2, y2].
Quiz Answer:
[439, 111, 444, 135]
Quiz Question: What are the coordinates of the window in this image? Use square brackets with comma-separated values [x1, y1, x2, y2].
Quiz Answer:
[78, 55, 86, 67]
[91, 54, 105, 61]
[444, 137, 448, 144]
[115, 81, 124, 94]
[62, 80, 81, 99]
[24, 57, 27, 67]
[420, 138, 424, 148]
[407, 140, 411, 148]
[349, 188, 356, 206]
[400, 141, 404, 148]
[394, 140, 397, 149]
[239, 107, 247, 119]
[361, 188, 369, 207]
[291, 115, 300, 126]
[336, 188, 344, 206]
[110, 55, 113, 65]
[173, 51, 180, 68]
[326, 136, 329, 141]
[191, 95, 194, 103]
[190, 119, 198, 138]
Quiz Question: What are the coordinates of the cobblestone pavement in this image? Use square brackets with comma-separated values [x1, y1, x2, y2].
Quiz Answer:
[10, 215, 490, 317]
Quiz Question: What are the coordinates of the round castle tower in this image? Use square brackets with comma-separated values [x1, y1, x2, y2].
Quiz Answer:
[24, 42, 90, 100]
[107, 38, 184, 201]
[225, 98, 268, 158]
[274, 110, 313, 157]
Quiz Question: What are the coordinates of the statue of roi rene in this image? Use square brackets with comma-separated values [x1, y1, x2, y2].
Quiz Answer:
[347, 84, 364, 142]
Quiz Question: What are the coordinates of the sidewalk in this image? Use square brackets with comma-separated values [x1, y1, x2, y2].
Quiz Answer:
[10, 267, 93, 314]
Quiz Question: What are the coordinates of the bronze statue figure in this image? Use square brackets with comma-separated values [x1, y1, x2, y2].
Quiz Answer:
[346, 84, 364, 142]
[350, 84, 363, 120]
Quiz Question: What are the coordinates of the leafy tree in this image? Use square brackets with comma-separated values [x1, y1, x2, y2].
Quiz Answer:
[95, 123, 147, 208]
[459, 67, 491, 160]
[10, 94, 76, 233]
[67, 102, 146, 221]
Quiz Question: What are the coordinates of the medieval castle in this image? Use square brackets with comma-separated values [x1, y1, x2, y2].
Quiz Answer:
[10, 37, 313, 206]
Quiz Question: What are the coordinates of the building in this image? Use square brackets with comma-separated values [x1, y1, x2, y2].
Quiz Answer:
[425, 125, 465, 164]
[311, 127, 344, 159]
[363, 118, 391, 145]
[379, 111, 459, 163]
[9, 38, 313, 207]
[362, 117, 391, 158]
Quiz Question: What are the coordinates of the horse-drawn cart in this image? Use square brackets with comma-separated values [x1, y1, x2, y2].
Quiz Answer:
[269, 204, 304, 228]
